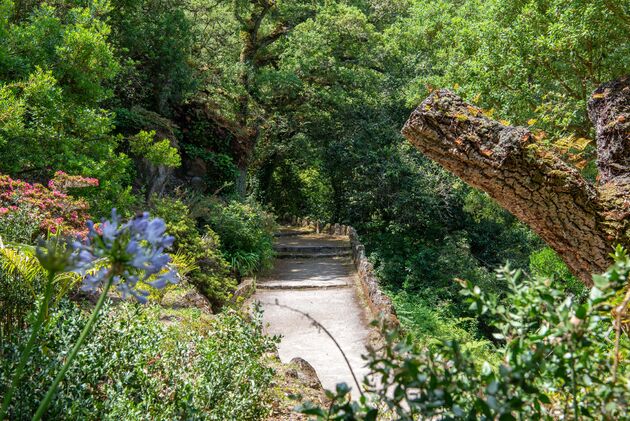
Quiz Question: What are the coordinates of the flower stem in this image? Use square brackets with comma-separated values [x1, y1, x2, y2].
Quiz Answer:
[31, 276, 113, 421]
[0, 271, 56, 421]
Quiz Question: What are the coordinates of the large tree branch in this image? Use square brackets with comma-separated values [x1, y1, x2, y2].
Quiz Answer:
[401, 77, 630, 284]
[257, 23, 290, 50]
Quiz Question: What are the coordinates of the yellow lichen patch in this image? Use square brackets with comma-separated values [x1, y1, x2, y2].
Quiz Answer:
[480, 148, 494, 157]
[482, 108, 495, 118]
[592, 88, 610, 99]
[549, 168, 571, 178]
[466, 105, 481, 116]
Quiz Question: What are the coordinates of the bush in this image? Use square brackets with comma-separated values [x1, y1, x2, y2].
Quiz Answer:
[151, 196, 236, 309]
[0, 239, 81, 338]
[0, 301, 278, 420]
[390, 290, 495, 361]
[0, 173, 95, 239]
[0, 206, 39, 243]
[199, 199, 276, 278]
[301, 247, 630, 420]
[0, 252, 43, 336]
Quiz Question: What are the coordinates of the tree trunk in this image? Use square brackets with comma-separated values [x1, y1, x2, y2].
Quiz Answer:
[235, 165, 248, 197]
[401, 76, 630, 284]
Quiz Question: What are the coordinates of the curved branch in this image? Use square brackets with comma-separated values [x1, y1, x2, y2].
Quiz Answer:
[401, 82, 630, 284]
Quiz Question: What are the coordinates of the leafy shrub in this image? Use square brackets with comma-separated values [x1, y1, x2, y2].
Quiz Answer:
[0, 207, 39, 244]
[200, 199, 276, 278]
[0, 1, 139, 219]
[301, 248, 630, 419]
[0, 247, 43, 336]
[0, 301, 278, 420]
[129, 130, 180, 168]
[0, 2, 119, 172]
[390, 290, 495, 361]
[151, 196, 236, 309]
[0, 244, 81, 337]
[0, 174, 96, 239]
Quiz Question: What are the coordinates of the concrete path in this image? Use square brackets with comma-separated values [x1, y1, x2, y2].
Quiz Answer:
[252, 228, 372, 394]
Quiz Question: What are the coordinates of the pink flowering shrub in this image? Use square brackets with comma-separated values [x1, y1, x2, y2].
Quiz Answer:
[0, 174, 97, 238]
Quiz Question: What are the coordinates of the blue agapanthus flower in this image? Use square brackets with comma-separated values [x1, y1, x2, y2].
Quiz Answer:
[69, 209, 178, 303]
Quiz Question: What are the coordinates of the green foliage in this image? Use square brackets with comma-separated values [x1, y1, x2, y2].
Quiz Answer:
[0, 301, 278, 419]
[278, 3, 384, 111]
[0, 67, 118, 176]
[0, 0, 136, 216]
[108, 0, 196, 115]
[0, 245, 44, 335]
[129, 130, 181, 167]
[302, 248, 630, 419]
[0, 0, 625, 415]
[530, 246, 587, 299]
[200, 199, 276, 278]
[179, 143, 239, 194]
[389, 0, 630, 139]
[257, 155, 333, 221]
[150, 196, 236, 309]
[0, 207, 39, 244]
[0, 243, 80, 338]
[390, 290, 496, 361]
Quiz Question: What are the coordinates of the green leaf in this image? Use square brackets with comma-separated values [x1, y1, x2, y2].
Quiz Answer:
[575, 304, 588, 320]
[538, 393, 551, 404]
[592, 274, 609, 289]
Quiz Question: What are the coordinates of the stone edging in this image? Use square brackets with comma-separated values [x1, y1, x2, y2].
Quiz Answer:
[232, 277, 256, 303]
[290, 216, 399, 326]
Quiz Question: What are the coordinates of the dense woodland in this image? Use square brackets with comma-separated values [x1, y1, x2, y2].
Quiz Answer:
[0, 0, 629, 419]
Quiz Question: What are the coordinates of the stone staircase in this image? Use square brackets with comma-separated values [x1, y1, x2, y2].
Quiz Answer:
[251, 226, 371, 392]
[257, 228, 354, 290]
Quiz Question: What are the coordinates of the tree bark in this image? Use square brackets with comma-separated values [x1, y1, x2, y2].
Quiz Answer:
[232, 1, 293, 196]
[401, 76, 630, 284]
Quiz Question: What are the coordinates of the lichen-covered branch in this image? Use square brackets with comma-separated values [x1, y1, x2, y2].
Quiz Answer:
[401, 76, 630, 284]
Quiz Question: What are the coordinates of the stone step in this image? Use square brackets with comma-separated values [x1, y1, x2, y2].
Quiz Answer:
[257, 280, 350, 289]
[273, 245, 351, 253]
[274, 230, 315, 237]
[276, 251, 352, 259]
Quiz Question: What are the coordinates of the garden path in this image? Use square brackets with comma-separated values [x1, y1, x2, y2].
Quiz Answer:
[251, 227, 372, 394]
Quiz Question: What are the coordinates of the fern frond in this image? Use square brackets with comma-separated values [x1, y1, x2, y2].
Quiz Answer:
[170, 252, 198, 278]
[53, 271, 82, 302]
[0, 246, 44, 299]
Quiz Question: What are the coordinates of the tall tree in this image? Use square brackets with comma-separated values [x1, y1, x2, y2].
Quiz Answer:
[188, 0, 313, 196]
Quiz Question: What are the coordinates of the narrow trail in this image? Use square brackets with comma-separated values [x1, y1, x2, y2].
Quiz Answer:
[252, 226, 372, 393]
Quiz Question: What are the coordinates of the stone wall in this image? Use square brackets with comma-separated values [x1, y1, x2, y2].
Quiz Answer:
[291, 217, 399, 326]
[231, 277, 256, 304]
